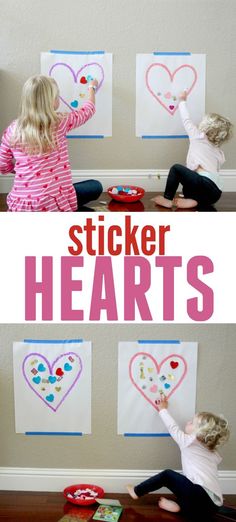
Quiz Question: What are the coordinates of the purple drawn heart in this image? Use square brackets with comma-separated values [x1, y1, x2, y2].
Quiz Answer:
[22, 352, 82, 412]
[49, 62, 105, 111]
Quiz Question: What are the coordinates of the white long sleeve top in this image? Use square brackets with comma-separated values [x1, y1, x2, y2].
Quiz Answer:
[159, 409, 223, 505]
[179, 101, 225, 190]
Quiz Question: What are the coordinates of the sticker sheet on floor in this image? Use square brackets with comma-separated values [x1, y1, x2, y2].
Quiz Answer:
[118, 341, 198, 435]
[13, 340, 92, 434]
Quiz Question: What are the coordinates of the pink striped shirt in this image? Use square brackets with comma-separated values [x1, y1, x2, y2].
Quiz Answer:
[0, 101, 95, 211]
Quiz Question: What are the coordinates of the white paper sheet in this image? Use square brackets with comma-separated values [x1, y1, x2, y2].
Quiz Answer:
[118, 341, 198, 435]
[136, 53, 205, 137]
[41, 52, 112, 137]
[13, 340, 92, 434]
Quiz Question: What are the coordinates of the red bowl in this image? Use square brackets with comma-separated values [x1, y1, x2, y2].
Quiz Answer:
[63, 483, 104, 506]
[107, 185, 145, 203]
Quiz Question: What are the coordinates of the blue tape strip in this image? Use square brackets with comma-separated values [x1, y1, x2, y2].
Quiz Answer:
[138, 340, 180, 344]
[124, 433, 171, 437]
[23, 339, 83, 344]
[153, 52, 191, 56]
[66, 135, 104, 139]
[141, 135, 188, 139]
[25, 432, 83, 436]
[50, 50, 105, 55]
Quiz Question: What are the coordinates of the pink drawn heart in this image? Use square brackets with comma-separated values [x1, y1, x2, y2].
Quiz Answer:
[22, 352, 82, 412]
[129, 352, 187, 411]
[146, 63, 197, 116]
[49, 62, 104, 111]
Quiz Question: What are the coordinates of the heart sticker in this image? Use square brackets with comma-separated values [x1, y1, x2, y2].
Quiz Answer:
[146, 63, 197, 115]
[129, 352, 187, 411]
[70, 100, 79, 108]
[49, 62, 105, 111]
[80, 76, 87, 84]
[22, 352, 83, 412]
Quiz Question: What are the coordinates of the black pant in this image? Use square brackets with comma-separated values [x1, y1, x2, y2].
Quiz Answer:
[164, 164, 222, 206]
[73, 179, 103, 209]
[134, 469, 219, 520]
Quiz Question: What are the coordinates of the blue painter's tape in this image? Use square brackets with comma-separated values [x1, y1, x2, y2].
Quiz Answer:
[138, 340, 180, 344]
[50, 50, 105, 55]
[66, 135, 104, 139]
[25, 432, 83, 436]
[124, 433, 171, 437]
[141, 135, 188, 139]
[153, 52, 191, 56]
[23, 339, 83, 344]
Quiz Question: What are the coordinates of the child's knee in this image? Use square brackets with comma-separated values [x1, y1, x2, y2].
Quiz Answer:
[171, 163, 183, 171]
[96, 180, 103, 194]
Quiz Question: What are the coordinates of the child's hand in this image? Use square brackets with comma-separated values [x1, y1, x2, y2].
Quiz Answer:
[89, 79, 98, 89]
[158, 395, 168, 410]
[179, 90, 188, 101]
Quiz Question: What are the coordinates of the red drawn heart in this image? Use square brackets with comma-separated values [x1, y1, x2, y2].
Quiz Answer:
[56, 368, 64, 377]
[80, 76, 87, 84]
[146, 63, 197, 116]
[170, 361, 179, 369]
[129, 353, 187, 411]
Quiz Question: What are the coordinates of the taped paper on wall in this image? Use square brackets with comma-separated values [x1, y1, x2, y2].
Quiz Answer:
[13, 339, 92, 434]
[118, 340, 198, 435]
[41, 51, 112, 137]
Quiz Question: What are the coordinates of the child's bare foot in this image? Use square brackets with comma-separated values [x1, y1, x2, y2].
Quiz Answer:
[152, 195, 173, 208]
[126, 485, 138, 500]
[158, 497, 181, 512]
[175, 197, 198, 209]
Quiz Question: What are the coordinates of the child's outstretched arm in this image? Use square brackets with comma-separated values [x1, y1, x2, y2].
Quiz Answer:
[159, 396, 195, 449]
[64, 79, 98, 133]
[87, 79, 98, 105]
[178, 91, 202, 140]
[0, 129, 15, 174]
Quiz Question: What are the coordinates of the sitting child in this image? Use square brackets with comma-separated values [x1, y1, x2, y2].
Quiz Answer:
[153, 91, 233, 209]
[0, 75, 102, 211]
[127, 396, 230, 520]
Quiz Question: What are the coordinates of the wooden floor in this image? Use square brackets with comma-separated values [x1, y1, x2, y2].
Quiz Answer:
[0, 492, 235, 522]
[0, 192, 236, 212]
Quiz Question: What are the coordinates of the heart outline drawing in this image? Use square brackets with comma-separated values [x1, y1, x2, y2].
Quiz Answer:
[22, 352, 83, 412]
[146, 63, 197, 115]
[49, 62, 105, 111]
[129, 352, 188, 411]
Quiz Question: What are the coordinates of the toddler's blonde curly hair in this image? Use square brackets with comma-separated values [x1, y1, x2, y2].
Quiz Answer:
[199, 113, 233, 147]
[194, 412, 230, 451]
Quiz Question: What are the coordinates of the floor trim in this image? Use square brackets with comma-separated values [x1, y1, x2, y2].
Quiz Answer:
[0, 467, 235, 493]
[1, 169, 236, 192]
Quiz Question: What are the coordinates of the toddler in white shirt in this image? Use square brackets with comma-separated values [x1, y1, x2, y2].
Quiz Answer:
[153, 91, 233, 210]
[127, 396, 230, 520]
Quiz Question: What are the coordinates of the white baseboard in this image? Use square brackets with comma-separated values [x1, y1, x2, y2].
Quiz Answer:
[1, 169, 236, 192]
[0, 467, 236, 494]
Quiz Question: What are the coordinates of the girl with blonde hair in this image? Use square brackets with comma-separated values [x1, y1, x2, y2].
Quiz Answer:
[153, 91, 233, 210]
[0, 75, 102, 211]
[127, 396, 230, 520]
